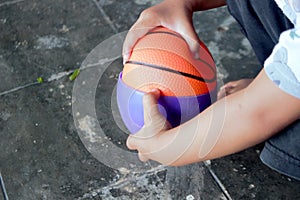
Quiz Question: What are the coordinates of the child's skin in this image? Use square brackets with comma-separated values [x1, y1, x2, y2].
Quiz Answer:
[218, 79, 253, 99]
[123, 0, 300, 166]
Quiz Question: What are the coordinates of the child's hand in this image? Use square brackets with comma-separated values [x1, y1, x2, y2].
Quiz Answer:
[122, 0, 201, 63]
[126, 89, 173, 164]
[217, 79, 253, 99]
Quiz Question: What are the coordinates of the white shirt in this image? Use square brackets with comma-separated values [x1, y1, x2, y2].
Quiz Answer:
[264, 0, 300, 98]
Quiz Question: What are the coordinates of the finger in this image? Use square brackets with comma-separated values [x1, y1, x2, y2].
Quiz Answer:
[142, 89, 161, 125]
[126, 135, 135, 150]
[122, 26, 155, 64]
[122, 9, 161, 64]
[181, 32, 201, 59]
[218, 82, 234, 99]
[138, 152, 149, 162]
[219, 81, 239, 91]
[126, 133, 151, 162]
[218, 85, 236, 99]
[122, 2, 165, 63]
[217, 87, 227, 100]
[126, 89, 161, 151]
[126, 136, 149, 162]
[171, 23, 201, 59]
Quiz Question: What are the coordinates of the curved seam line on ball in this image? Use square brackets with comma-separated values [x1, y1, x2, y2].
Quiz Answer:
[125, 60, 216, 83]
[143, 31, 216, 75]
[146, 31, 183, 40]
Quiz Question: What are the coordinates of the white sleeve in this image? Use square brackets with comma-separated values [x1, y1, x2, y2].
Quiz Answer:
[264, 0, 300, 99]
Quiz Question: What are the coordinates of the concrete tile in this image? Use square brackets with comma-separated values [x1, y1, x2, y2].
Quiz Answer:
[1, 0, 299, 199]
[101, 0, 162, 32]
[165, 163, 226, 199]
[211, 146, 300, 199]
[0, 56, 224, 199]
[0, 0, 114, 92]
[0, 0, 24, 5]
[0, 79, 118, 199]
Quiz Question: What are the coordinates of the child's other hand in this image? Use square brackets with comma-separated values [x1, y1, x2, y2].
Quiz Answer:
[217, 79, 253, 99]
[126, 89, 173, 164]
[122, 0, 200, 63]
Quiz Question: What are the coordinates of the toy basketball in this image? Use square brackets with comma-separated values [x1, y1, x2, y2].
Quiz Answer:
[117, 26, 217, 134]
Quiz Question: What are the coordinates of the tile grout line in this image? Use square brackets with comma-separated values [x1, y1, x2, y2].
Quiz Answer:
[0, 0, 120, 97]
[0, 0, 25, 7]
[0, 82, 39, 96]
[0, 56, 119, 97]
[0, 171, 9, 200]
[0, 70, 73, 97]
[91, 0, 119, 34]
[204, 161, 233, 200]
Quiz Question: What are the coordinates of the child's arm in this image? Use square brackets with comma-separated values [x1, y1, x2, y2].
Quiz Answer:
[126, 69, 300, 166]
[122, 0, 226, 62]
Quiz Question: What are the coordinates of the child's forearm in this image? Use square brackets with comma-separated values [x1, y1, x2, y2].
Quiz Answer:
[154, 70, 300, 166]
[193, 0, 226, 11]
[173, 0, 226, 12]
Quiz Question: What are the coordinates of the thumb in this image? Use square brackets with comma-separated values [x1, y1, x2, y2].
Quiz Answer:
[126, 88, 163, 151]
[122, 26, 154, 64]
[143, 88, 162, 125]
[126, 88, 162, 149]
[142, 89, 171, 131]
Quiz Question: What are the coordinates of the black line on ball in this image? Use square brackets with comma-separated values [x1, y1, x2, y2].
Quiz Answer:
[125, 60, 216, 83]
[145, 30, 216, 76]
[146, 31, 184, 41]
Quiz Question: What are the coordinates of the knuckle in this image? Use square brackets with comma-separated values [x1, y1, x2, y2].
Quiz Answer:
[126, 136, 135, 149]
[139, 8, 156, 20]
[142, 93, 152, 105]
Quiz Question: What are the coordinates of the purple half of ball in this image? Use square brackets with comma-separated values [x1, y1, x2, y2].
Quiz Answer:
[117, 72, 216, 134]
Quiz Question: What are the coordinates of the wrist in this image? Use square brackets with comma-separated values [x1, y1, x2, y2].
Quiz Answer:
[188, 0, 227, 11]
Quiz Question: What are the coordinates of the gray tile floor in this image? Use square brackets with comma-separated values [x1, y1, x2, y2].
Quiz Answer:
[0, 0, 299, 199]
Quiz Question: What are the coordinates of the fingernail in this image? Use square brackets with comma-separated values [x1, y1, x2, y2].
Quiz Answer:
[123, 54, 129, 65]
[150, 88, 160, 94]
[123, 58, 127, 65]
